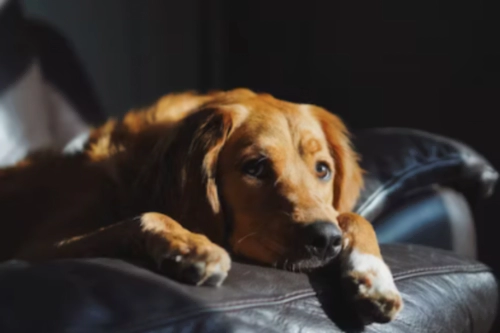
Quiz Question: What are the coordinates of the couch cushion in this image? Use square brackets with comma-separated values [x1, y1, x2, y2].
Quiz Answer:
[0, 244, 496, 333]
[352, 128, 498, 221]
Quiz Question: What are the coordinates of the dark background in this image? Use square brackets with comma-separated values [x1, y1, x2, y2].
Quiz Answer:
[21, 0, 500, 271]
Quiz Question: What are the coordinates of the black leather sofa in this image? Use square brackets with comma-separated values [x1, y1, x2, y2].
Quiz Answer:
[0, 127, 498, 333]
[1, 1, 498, 331]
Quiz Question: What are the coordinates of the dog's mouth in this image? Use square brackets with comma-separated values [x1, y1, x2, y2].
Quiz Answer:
[277, 247, 340, 273]
[257, 237, 341, 273]
[231, 233, 341, 273]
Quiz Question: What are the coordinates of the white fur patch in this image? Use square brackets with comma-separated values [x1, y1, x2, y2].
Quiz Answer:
[348, 249, 398, 295]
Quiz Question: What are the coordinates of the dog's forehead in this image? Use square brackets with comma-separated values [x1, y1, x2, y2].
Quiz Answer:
[227, 101, 328, 151]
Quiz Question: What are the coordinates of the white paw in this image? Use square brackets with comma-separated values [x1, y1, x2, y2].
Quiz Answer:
[342, 249, 403, 323]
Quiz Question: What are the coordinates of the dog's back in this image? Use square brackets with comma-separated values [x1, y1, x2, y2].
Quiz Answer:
[0, 154, 115, 260]
[0, 90, 220, 260]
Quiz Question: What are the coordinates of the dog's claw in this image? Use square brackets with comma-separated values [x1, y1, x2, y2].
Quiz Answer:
[155, 238, 231, 287]
[180, 261, 207, 285]
[203, 271, 228, 287]
[141, 213, 231, 287]
[341, 249, 403, 323]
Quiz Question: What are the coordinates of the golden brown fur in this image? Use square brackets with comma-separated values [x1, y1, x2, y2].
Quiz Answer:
[0, 88, 401, 323]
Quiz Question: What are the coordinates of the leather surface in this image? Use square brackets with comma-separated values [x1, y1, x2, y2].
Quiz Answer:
[352, 128, 498, 222]
[375, 187, 478, 258]
[0, 244, 496, 333]
[0, 129, 498, 332]
[374, 188, 453, 249]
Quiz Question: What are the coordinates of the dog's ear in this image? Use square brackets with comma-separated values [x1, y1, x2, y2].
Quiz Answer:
[142, 107, 235, 240]
[183, 108, 233, 214]
[130, 106, 235, 241]
[311, 107, 364, 213]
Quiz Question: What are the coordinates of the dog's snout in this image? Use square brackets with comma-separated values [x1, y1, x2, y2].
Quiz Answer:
[302, 221, 342, 256]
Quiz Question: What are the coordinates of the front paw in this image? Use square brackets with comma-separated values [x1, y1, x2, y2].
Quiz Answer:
[341, 249, 403, 323]
[147, 231, 231, 287]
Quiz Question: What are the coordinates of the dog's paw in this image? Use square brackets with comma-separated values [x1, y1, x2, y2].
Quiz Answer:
[342, 249, 403, 323]
[155, 233, 231, 286]
[141, 214, 231, 287]
[159, 233, 230, 287]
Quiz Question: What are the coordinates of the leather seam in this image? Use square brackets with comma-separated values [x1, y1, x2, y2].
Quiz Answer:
[118, 265, 490, 333]
[356, 156, 462, 216]
[118, 289, 317, 333]
[392, 264, 488, 280]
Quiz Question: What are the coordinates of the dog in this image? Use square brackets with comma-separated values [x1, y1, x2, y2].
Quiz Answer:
[0, 88, 402, 323]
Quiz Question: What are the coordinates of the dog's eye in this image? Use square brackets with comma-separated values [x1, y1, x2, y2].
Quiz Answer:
[242, 158, 268, 178]
[315, 162, 331, 181]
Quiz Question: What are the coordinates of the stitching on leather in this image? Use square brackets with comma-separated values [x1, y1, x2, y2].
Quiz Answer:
[179, 289, 315, 308]
[357, 156, 462, 214]
[120, 290, 318, 333]
[117, 289, 316, 332]
[355, 156, 462, 216]
[393, 264, 488, 280]
[118, 264, 491, 333]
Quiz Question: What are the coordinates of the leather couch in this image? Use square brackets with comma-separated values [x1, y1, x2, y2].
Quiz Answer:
[0, 128, 498, 333]
[1, 1, 498, 331]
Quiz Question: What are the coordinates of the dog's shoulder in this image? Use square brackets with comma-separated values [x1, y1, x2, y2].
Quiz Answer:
[81, 92, 215, 162]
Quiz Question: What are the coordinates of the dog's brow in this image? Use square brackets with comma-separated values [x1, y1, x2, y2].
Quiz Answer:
[300, 138, 322, 155]
[233, 144, 269, 165]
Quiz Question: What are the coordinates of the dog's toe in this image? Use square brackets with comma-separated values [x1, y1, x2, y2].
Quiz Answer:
[177, 259, 229, 287]
[350, 282, 402, 324]
[201, 269, 228, 287]
[179, 261, 207, 285]
[342, 250, 403, 324]
[156, 237, 231, 287]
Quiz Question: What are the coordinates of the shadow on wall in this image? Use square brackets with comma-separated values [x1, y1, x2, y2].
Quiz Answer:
[22, 0, 202, 117]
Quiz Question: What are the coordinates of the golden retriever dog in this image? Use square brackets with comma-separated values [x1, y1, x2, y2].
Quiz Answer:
[0, 89, 402, 323]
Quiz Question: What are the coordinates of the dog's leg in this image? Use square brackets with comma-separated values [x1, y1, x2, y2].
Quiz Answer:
[17, 212, 231, 287]
[337, 212, 403, 323]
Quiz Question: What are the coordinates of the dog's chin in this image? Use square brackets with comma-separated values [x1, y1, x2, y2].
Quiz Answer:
[280, 254, 337, 273]
[277, 244, 342, 273]
[232, 241, 339, 272]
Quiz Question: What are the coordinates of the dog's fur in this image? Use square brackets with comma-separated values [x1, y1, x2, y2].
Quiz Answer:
[0, 89, 402, 323]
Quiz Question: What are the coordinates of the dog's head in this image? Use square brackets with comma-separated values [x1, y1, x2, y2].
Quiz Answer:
[162, 89, 363, 271]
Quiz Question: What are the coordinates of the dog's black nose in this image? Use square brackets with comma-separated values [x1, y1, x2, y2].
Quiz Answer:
[302, 221, 342, 257]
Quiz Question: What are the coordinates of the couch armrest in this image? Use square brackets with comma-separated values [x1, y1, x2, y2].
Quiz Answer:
[352, 128, 498, 221]
[0, 244, 496, 332]
[374, 187, 478, 258]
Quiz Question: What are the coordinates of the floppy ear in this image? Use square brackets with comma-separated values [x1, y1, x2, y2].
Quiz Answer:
[184, 108, 233, 214]
[140, 107, 235, 240]
[311, 107, 364, 213]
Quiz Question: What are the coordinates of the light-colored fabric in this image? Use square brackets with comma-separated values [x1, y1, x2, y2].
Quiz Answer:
[0, 60, 89, 167]
[45, 80, 89, 150]
[63, 130, 90, 154]
[0, 0, 9, 10]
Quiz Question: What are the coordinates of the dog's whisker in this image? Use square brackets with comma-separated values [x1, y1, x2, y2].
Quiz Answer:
[279, 210, 292, 218]
[273, 174, 283, 187]
[262, 238, 287, 252]
[233, 232, 258, 253]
